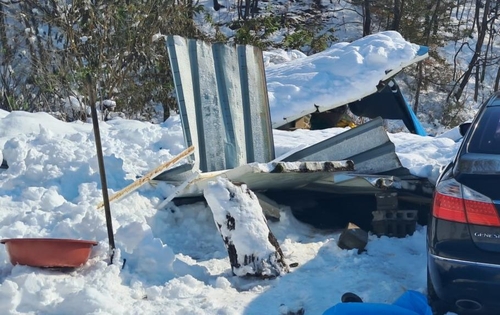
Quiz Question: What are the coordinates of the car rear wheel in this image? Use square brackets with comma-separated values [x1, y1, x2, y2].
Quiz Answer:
[427, 269, 449, 315]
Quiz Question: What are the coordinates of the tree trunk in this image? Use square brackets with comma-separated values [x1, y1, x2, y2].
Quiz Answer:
[0, 4, 13, 64]
[494, 66, 500, 92]
[423, 0, 441, 41]
[481, 12, 497, 84]
[362, 0, 371, 36]
[204, 177, 289, 278]
[0, 4, 13, 111]
[391, 0, 401, 31]
[474, 63, 479, 101]
[454, 0, 490, 101]
[213, 0, 225, 11]
[251, 0, 259, 17]
[414, 62, 423, 113]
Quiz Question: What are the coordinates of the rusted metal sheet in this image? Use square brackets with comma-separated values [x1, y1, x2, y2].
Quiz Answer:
[166, 36, 275, 173]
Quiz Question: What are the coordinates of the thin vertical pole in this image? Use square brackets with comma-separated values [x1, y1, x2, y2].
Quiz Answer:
[87, 74, 115, 263]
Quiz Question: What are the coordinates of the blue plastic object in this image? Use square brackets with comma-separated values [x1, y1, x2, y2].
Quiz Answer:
[402, 93, 427, 136]
[347, 79, 427, 136]
[322, 290, 432, 315]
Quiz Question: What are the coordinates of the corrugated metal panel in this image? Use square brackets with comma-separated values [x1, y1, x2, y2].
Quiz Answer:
[283, 117, 403, 174]
[166, 36, 275, 172]
[154, 117, 406, 189]
[302, 174, 396, 194]
[176, 160, 354, 198]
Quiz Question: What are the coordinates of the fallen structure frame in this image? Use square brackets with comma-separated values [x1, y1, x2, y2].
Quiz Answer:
[156, 35, 433, 237]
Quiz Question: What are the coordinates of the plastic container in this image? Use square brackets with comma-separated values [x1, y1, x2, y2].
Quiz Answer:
[1, 238, 98, 268]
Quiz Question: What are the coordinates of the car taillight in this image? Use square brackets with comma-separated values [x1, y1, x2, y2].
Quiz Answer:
[433, 178, 500, 226]
[463, 185, 500, 226]
[433, 179, 467, 223]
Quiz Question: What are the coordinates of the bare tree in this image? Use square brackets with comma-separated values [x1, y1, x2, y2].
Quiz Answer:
[237, 0, 259, 20]
[413, 0, 442, 112]
[0, 0, 202, 120]
[454, 0, 492, 101]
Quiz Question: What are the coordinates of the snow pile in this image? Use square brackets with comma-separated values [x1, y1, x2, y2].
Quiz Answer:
[0, 108, 458, 314]
[0, 28, 461, 314]
[265, 31, 425, 125]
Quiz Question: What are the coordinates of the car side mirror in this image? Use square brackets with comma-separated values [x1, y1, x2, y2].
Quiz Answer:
[459, 122, 472, 137]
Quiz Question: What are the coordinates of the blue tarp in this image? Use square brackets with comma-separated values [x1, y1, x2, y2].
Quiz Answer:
[348, 80, 427, 136]
[323, 290, 432, 315]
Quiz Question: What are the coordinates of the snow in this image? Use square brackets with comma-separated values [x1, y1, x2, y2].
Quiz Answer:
[204, 178, 287, 277]
[265, 31, 424, 126]
[0, 32, 462, 314]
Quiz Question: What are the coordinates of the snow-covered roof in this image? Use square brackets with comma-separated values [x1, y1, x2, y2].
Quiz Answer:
[265, 31, 429, 128]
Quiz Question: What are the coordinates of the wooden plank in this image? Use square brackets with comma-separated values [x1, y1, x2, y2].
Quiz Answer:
[97, 146, 195, 209]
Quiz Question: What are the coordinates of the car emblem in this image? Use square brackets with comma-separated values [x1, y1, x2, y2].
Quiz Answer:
[474, 232, 500, 239]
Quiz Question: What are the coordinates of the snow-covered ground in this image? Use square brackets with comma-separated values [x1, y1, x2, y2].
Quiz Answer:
[0, 32, 464, 314]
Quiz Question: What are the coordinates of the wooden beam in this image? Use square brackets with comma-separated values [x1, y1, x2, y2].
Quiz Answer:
[97, 146, 194, 209]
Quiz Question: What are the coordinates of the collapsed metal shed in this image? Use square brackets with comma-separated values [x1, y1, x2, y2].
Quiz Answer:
[157, 36, 433, 204]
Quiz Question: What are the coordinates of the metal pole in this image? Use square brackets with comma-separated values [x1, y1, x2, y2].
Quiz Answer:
[87, 74, 116, 263]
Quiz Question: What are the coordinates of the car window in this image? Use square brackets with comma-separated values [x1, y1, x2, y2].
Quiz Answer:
[468, 107, 500, 154]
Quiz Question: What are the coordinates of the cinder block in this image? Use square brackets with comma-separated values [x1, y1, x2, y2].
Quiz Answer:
[375, 192, 398, 210]
[371, 210, 418, 237]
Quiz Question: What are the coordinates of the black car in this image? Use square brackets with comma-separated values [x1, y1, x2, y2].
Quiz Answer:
[427, 91, 500, 315]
